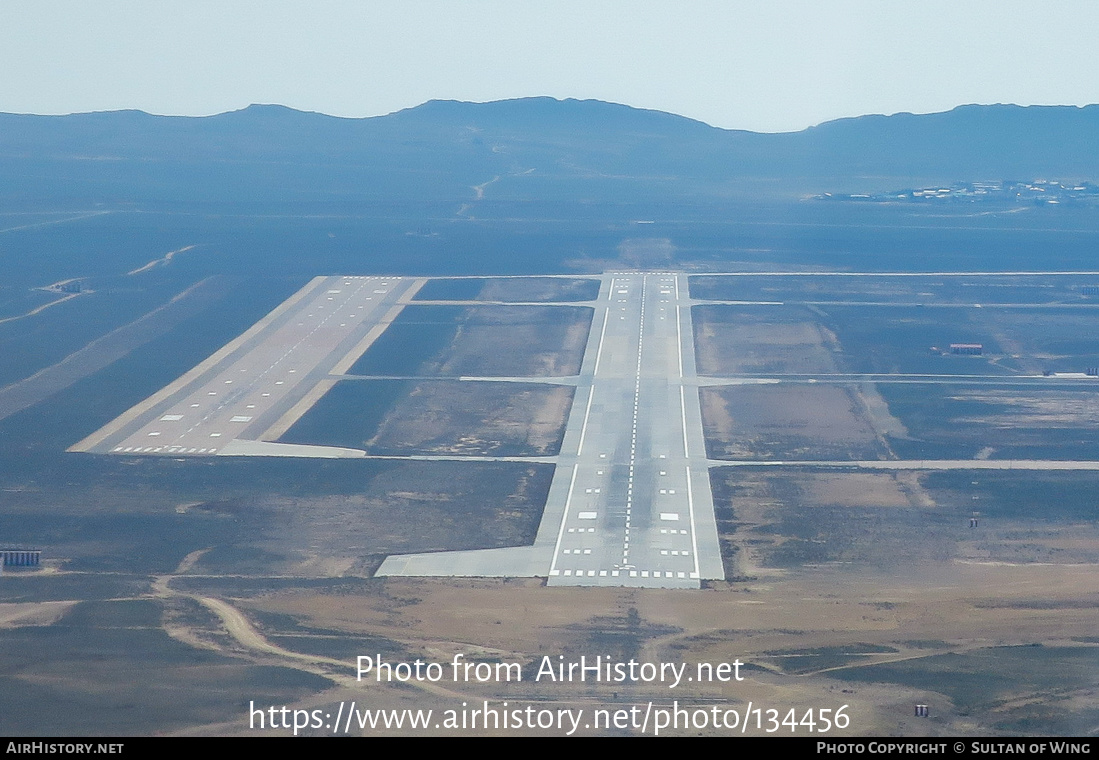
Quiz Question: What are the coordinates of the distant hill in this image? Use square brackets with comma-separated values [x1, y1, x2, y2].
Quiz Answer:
[1, 98, 1097, 205]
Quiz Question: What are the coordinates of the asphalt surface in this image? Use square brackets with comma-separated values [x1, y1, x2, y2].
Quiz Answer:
[73, 275, 419, 455]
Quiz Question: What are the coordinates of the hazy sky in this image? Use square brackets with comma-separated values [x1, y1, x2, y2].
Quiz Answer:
[3, 1, 1099, 132]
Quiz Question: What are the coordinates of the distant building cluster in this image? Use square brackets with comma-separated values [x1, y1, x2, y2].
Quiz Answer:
[815, 180, 1099, 205]
[930, 343, 985, 356]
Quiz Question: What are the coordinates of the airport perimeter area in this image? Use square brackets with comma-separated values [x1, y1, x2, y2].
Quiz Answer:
[71, 270, 1099, 588]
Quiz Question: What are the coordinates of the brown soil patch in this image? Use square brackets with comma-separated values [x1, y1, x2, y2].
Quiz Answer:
[693, 305, 840, 375]
[701, 384, 888, 460]
[371, 381, 574, 456]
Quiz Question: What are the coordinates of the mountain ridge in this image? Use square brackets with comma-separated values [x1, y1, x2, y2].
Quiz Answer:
[8, 97, 1097, 134]
[2, 97, 1098, 205]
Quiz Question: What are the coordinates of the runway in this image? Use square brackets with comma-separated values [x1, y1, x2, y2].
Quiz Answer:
[543, 272, 724, 587]
[378, 272, 726, 587]
[71, 275, 422, 456]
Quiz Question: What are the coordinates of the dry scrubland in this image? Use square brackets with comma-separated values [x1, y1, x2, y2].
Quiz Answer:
[4, 275, 1099, 735]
